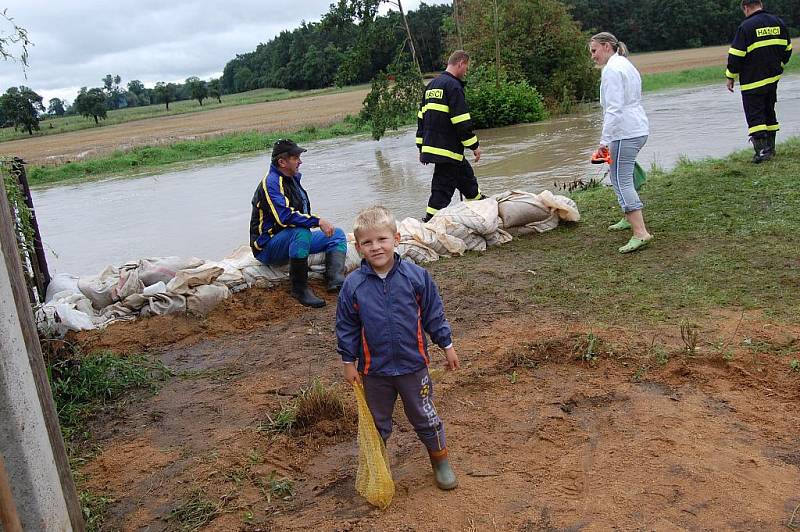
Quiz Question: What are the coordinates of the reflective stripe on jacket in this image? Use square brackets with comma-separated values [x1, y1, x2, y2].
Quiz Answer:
[336, 255, 453, 377]
[249, 165, 319, 254]
[415, 71, 479, 164]
[726, 10, 792, 93]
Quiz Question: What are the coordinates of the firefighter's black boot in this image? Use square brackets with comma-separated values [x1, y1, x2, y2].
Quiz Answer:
[767, 130, 777, 155]
[751, 135, 773, 164]
[289, 258, 325, 308]
[324, 250, 346, 292]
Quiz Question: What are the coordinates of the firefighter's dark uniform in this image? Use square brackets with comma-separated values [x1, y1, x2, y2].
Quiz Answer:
[416, 71, 482, 219]
[725, 8, 792, 158]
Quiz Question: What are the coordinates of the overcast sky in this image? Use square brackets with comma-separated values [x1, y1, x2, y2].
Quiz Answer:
[0, 0, 448, 105]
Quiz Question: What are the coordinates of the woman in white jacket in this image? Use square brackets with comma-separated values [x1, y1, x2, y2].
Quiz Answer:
[590, 32, 652, 253]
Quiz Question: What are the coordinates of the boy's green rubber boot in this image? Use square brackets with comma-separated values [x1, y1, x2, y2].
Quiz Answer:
[608, 218, 631, 231]
[429, 449, 458, 490]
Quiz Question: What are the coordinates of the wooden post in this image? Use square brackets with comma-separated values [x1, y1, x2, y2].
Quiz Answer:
[10, 158, 50, 305]
[0, 454, 23, 532]
[0, 172, 85, 530]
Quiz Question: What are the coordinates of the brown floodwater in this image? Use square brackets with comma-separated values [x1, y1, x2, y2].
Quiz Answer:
[32, 75, 800, 276]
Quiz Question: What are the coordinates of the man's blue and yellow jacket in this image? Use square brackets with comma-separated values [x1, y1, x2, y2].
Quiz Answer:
[249, 164, 319, 255]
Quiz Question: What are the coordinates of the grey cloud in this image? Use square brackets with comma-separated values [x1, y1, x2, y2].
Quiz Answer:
[1, 0, 445, 103]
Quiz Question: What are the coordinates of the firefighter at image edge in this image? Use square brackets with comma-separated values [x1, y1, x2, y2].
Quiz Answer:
[726, 0, 793, 163]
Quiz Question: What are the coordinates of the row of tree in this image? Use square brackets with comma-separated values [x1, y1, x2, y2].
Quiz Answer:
[221, 1, 452, 93]
[564, 0, 800, 52]
[0, 75, 225, 134]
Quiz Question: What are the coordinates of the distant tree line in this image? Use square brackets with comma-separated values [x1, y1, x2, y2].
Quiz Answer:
[0, 74, 224, 134]
[221, 2, 452, 93]
[564, 0, 800, 52]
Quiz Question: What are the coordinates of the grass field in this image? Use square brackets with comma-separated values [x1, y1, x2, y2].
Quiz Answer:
[643, 56, 799, 92]
[448, 137, 800, 324]
[0, 85, 368, 143]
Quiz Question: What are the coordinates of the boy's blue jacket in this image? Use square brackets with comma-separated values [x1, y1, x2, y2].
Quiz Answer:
[336, 255, 453, 376]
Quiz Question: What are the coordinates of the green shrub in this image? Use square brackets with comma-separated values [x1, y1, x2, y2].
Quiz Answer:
[465, 66, 548, 129]
[452, 0, 599, 109]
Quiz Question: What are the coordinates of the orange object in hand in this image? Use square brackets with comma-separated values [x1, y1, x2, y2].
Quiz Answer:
[591, 147, 612, 165]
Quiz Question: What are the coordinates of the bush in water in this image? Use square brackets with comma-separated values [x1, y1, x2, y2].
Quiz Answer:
[465, 65, 548, 129]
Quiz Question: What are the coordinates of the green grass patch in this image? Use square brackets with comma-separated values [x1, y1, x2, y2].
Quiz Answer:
[166, 490, 220, 531]
[437, 138, 800, 325]
[257, 379, 350, 435]
[642, 58, 799, 92]
[0, 84, 368, 143]
[48, 350, 172, 445]
[79, 489, 116, 532]
[27, 116, 370, 186]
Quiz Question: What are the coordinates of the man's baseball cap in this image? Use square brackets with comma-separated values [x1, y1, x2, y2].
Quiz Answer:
[271, 138, 307, 160]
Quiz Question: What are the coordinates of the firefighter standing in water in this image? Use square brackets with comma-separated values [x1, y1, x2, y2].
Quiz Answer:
[416, 50, 485, 222]
[726, 0, 792, 163]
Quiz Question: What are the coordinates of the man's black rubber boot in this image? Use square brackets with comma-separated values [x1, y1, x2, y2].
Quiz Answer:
[421, 213, 433, 223]
[289, 258, 325, 308]
[751, 136, 773, 164]
[324, 251, 347, 292]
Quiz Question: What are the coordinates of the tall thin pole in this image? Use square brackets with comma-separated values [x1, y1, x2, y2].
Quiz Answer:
[493, 0, 501, 88]
[453, 0, 463, 49]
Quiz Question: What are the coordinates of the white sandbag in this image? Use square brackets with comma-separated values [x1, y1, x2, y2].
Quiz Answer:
[495, 191, 553, 228]
[138, 256, 205, 286]
[399, 218, 466, 257]
[138, 293, 187, 318]
[186, 283, 230, 316]
[116, 265, 145, 301]
[345, 242, 361, 272]
[142, 281, 167, 296]
[537, 190, 580, 222]
[397, 241, 439, 264]
[485, 228, 513, 247]
[45, 273, 80, 303]
[53, 303, 96, 331]
[167, 264, 224, 294]
[78, 265, 120, 309]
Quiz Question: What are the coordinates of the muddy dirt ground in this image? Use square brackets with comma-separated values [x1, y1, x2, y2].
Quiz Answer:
[72, 251, 800, 531]
[2, 47, 728, 166]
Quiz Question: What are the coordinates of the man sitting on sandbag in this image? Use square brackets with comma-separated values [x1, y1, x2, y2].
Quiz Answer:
[249, 139, 347, 308]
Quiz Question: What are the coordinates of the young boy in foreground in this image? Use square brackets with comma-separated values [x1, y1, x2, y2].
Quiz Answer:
[335, 206, 460, 490]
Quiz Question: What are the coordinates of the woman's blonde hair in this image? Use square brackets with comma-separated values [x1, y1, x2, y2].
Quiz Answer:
[590, 32, 629, 57]
[353, 205, 397, 241]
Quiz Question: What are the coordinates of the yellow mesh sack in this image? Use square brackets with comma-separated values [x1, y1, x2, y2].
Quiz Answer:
[353, 382, 394, 509]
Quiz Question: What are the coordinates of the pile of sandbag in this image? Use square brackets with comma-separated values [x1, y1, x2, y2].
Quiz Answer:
[396, 190, 578, 263]
[38, 190, 578, 334]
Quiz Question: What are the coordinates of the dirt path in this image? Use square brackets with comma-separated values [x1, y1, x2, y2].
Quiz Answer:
[73, 265, 800, 530]
[1, 47, 729, 166]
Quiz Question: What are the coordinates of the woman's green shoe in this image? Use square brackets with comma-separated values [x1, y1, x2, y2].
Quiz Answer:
[608, 218, 632, 231]
[619, 236, 652, 253]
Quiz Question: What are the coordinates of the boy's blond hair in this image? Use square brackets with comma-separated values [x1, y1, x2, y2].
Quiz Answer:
[353, 205, 397, 241]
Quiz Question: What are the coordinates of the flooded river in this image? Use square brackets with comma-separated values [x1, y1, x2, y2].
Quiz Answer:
[33, 75, 800, 276]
